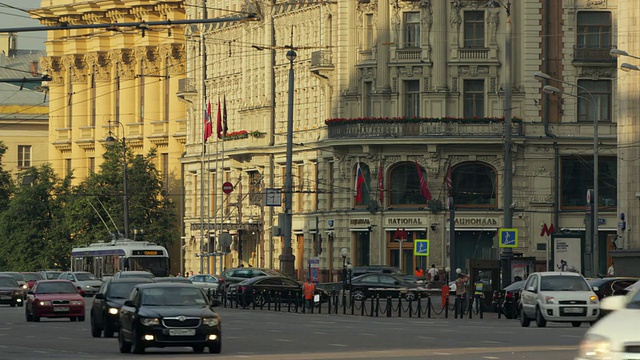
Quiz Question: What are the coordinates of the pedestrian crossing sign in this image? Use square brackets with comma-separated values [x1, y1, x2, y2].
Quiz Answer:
[414, 239, 430, 256]
[498, 228, 518, 248]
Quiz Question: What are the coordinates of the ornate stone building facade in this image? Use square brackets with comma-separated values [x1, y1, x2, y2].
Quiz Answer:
[32, 0, 187, 272]
[185, 0, 619, 280]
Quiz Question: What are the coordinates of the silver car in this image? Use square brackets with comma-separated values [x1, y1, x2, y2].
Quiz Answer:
[189, 274, 220, 292]
[59, 271, 103, 296]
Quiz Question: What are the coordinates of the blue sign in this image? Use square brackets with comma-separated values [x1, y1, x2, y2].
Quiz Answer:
[414, 239, 430, 256]
[499, 228, 518, 248]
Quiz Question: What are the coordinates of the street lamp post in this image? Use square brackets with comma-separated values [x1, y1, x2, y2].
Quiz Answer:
[280, 49, 297, 277]
[488, 0, 513, 288]
[341, 247, 348, 311]
[539, 81, 599, 275]
[106, 122, 129, 239]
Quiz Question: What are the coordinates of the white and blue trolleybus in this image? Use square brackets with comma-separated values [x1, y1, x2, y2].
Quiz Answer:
[70, 240, 170, 278]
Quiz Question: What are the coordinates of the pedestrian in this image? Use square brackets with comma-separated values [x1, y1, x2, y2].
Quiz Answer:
[427, 264, 439, 282]
[415, 266, 424, 279]
[454, 270, 470, 316]
[473, 273, 484, 313]
[303, 277, 316, 311]
[176, 272, 182, 277]
[608, 262, 615, 276]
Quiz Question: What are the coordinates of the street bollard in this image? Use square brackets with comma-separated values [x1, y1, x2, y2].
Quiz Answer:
[497, 299, 502, 319]
[427, 296, 432, 318]
[327, 294, 332, 314]
[480, 300, 484, 319]
[445, 297, 449, 318]
[370, 296, 374, 317]
[417, 296, 422, 318]
[386, 297, 392, 318]
[342, 290, 347, 315]
[454, 297, 458, 319]
[351, 295, 355, 315]
[468, 297, 473, 319]
[398, 296, 402, 318]
[375, 295, 380, 317]
[408, 297, 413, 318]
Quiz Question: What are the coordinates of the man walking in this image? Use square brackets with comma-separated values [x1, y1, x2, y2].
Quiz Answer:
[473, 274, 484, 313]
[303, 277, 316, 312]
[454, 270, 470, 317]
[427, 264, 439, 282]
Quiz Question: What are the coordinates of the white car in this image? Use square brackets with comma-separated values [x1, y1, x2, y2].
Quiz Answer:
[575, 286, 640, 360]
[519, 272, 599, 328]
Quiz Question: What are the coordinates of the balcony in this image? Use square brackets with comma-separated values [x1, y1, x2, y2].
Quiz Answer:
[396, 49, 421, 61]
[326, 118, 523, 140]
[177, 78, 198, 100]
[573, 46, 616, 65]
[310, 50, 333, 78]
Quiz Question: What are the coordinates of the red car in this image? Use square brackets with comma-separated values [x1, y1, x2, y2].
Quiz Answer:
[21, 272, 43, 290]
[25, 280, 85, 322]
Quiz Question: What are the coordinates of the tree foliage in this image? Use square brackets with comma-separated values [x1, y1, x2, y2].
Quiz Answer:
[0, 141, 13, 212]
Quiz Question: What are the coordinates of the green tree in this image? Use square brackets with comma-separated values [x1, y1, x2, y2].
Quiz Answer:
[66, 144, 176, 248]
[0, 165, 72, 271]
[0, 141, 13, 212]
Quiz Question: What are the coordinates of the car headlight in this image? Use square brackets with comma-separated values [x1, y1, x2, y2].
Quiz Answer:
[589, 295, 599, 305]
[38, 301, 51, 306]
[70, 300, 84, 305]
[578, 334, 611, 359]
[202, 317, 219, 326]
[22, 284, 28, 289]
[140, 318, 160, 326]
[544, 296, 557, 304]
[108, 307, 119, 315]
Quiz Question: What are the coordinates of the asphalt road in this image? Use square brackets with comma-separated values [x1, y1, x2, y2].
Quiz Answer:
[0, 300, 587, 360]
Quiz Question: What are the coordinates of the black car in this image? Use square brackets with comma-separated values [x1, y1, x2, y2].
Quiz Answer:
[491, 280, 525, 319]
[588, 277, 639, 300]
[118, 283, 222, 354]
[227, 275, 329, 307]
[220, 268, 292, 290]
[154, 277, 193, 284]
[0, 275, 24, 307]
[351, 265, 422, 284]
[91, 278, 154, 338]
[349, 273, 428, 301]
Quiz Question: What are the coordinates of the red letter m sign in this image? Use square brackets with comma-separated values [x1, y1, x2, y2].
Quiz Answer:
[540, 223, 555, 237]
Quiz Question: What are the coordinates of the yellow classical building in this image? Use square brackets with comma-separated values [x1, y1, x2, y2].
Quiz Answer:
[32, 0, 186, 272]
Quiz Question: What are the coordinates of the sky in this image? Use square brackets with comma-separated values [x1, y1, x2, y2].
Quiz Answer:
[0, 0, 47, 50]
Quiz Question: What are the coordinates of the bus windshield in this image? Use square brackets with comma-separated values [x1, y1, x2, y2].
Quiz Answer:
[128, 257, 170, 277]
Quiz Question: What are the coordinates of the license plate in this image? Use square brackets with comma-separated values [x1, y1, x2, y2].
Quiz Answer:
[564, 307, 582, 313]
[169, 329, 196, 336]
[53, 307, 69, 312]
[0, 295, 10, 300]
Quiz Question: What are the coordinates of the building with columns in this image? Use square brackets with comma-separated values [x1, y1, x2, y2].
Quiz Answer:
[32, 0, 187, 272]
[181, 0, 620, 281]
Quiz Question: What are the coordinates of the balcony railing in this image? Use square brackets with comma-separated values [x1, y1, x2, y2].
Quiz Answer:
[396, 49, 421, 61]
[310, 50, 334, 69]
[178, 78, 197, 94]
[457, 48, 490, 60]
[326, 118, 523, 139]
[573, 46, 616, 63]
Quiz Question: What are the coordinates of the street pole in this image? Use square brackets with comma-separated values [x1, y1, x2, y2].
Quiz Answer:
[280, 49, 297, 277]
[122, 136, 129, 239]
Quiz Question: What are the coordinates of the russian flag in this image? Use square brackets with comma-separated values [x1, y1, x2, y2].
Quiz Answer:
[355, 162, 366, 203]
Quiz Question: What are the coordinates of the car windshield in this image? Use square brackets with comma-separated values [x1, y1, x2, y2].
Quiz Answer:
[22, 273, 43, 281]
[108, 283, 138, 299]
[540, 276, 590, 291]
[37, 282, 78, 294]
[141, 287, 207, 306]
[75, 273, 97, 281]
[0, 277, 18, 287]
[43, 272, 62, 280]
[2, 273, 25, 282]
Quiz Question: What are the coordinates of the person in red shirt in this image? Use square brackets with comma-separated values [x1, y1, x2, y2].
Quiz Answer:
[415, 267, 425, 279]
[303, 277, 316, 311]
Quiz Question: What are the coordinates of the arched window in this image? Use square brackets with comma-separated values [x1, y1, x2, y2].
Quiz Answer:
[354, 162, 371, 206]
[451, 162, 497, 208]
[389, 162, 429, 206]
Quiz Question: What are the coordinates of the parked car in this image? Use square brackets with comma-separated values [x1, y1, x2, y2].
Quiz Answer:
[113, 271, 155, 280]
[351, 265, 423, 284]
[25, 280, 85, 322]
[519, 272, 599, 328]
[118, 283, 222, 354]
[58, 271, 103, 296]
[575, 283, 640, 360]
[587, 277, 639, 300]
[0, 274, 24, 307]
[349, 273, 429, 301]
[227, 275, 328, 307]
[39, 270, 63, 280]
[155, 277, 192, 284]
[491, 280, 525, 319]
[220, 268, 292, 290]
[91, 277, 154, 338]
[0, 272, 28, 291]
[21, 272, 43, 290]
[189, 274, 221, 292]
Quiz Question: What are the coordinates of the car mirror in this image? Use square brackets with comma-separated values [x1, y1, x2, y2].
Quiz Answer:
[123, 300, 136, 308]
[210, 299, 221, 307]
[592, 286, 599, 292]
[94, 293, 105, 300]
[601, 294, 627, 311]
[526, 286, 536, 292]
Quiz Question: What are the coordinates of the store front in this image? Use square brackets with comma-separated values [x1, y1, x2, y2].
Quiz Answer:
[384, 216, 429, 275]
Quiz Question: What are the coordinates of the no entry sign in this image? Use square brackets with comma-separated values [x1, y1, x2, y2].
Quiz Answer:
[222, 181, 234, 194]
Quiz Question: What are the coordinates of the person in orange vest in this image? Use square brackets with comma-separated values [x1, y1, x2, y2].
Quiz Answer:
[303, 276, 316, 311]
[415, 267, 425, 279]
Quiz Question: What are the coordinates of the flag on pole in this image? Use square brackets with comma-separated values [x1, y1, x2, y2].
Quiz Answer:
[216, 97, 222, 139]
[222, 95, 229, 137]
[415, 161, 432, 201]
[354, 162, 366, 203]
[445, 166, 453, 196]
[203, 100, 212, 141]
[378, 160, 384, 204]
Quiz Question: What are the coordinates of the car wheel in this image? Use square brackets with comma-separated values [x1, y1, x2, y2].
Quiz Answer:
[535, 307, 547, 328]
[352, 290, 365, 301]
[103, 322, 114, 338]
[193, 345, 205, 353]
[132, 328, 145, 354]
[253, 294, 267, 307]
[406, 292, 417, 301]
[91, 316, 102, 338]
[33, 314, 40, 322]
[209, 336, 222, 354]
[78, 316, 85, 322]
[572, 321, 582, 327]
[118, 329, 131, 353]
[519, 309, 530, 327]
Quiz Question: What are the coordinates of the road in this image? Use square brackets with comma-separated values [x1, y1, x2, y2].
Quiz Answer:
[0, 301, 586, 360]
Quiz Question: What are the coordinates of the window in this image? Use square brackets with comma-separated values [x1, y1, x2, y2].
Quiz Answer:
[464, 80, 484, 118]
[91, 69, 96, 126]
[328, 162, 334, 210]
[561, 156, 617, 209]
[577, 80, 611, 122]
[450, 162, 497, 208]
[363, 82, 373, 117]
[354, 162, 371, 206]
[404, 12, 420, 48]
[67, 71, 73, 128]
[88, 157, 95, 175]
[364, 14, 374, 50]
[17, 145, 31, 168]
[577, 12, 611, 49]
[248, 170, 262, 205]
[296, 164, 304, 212]
[65, 158, 72, 176]
[161, 153, 169, 191]
[404, 80, 420, 117]
[388, 162, 428, 206]
[355, 231, 370, 266]
[464, 11, 485, 48]
[139, 60, 145, 122]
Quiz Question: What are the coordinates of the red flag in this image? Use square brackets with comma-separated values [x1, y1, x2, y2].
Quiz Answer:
[378, 161, 384, 204]
[354, 162, 366, 203]
[415, 161, 432, 201]
[203, 100, 212, 141]
[223, 95, 229, 137]
[445, 166, 453, 196]
[216, 97, 222, 139]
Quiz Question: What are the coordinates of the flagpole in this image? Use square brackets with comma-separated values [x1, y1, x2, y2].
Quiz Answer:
[220, 96, 226, 271]
[213, 97, 219, 275]
[199, 0, 207, 275]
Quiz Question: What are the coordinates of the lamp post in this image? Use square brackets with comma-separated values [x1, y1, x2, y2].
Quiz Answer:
[280, 49, 297, 277]
[488, 0, 513, 288]
[540, 82, 599, 276]
[105, 122, 129, 239]
[341, 247, 348, 308]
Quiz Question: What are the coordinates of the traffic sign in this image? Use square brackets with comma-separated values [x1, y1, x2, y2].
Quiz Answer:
[414, 239, 430, 256]
[498, 228, 518, 248]
[222, 181, 234, 194]
[265, 188, 282, 206]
